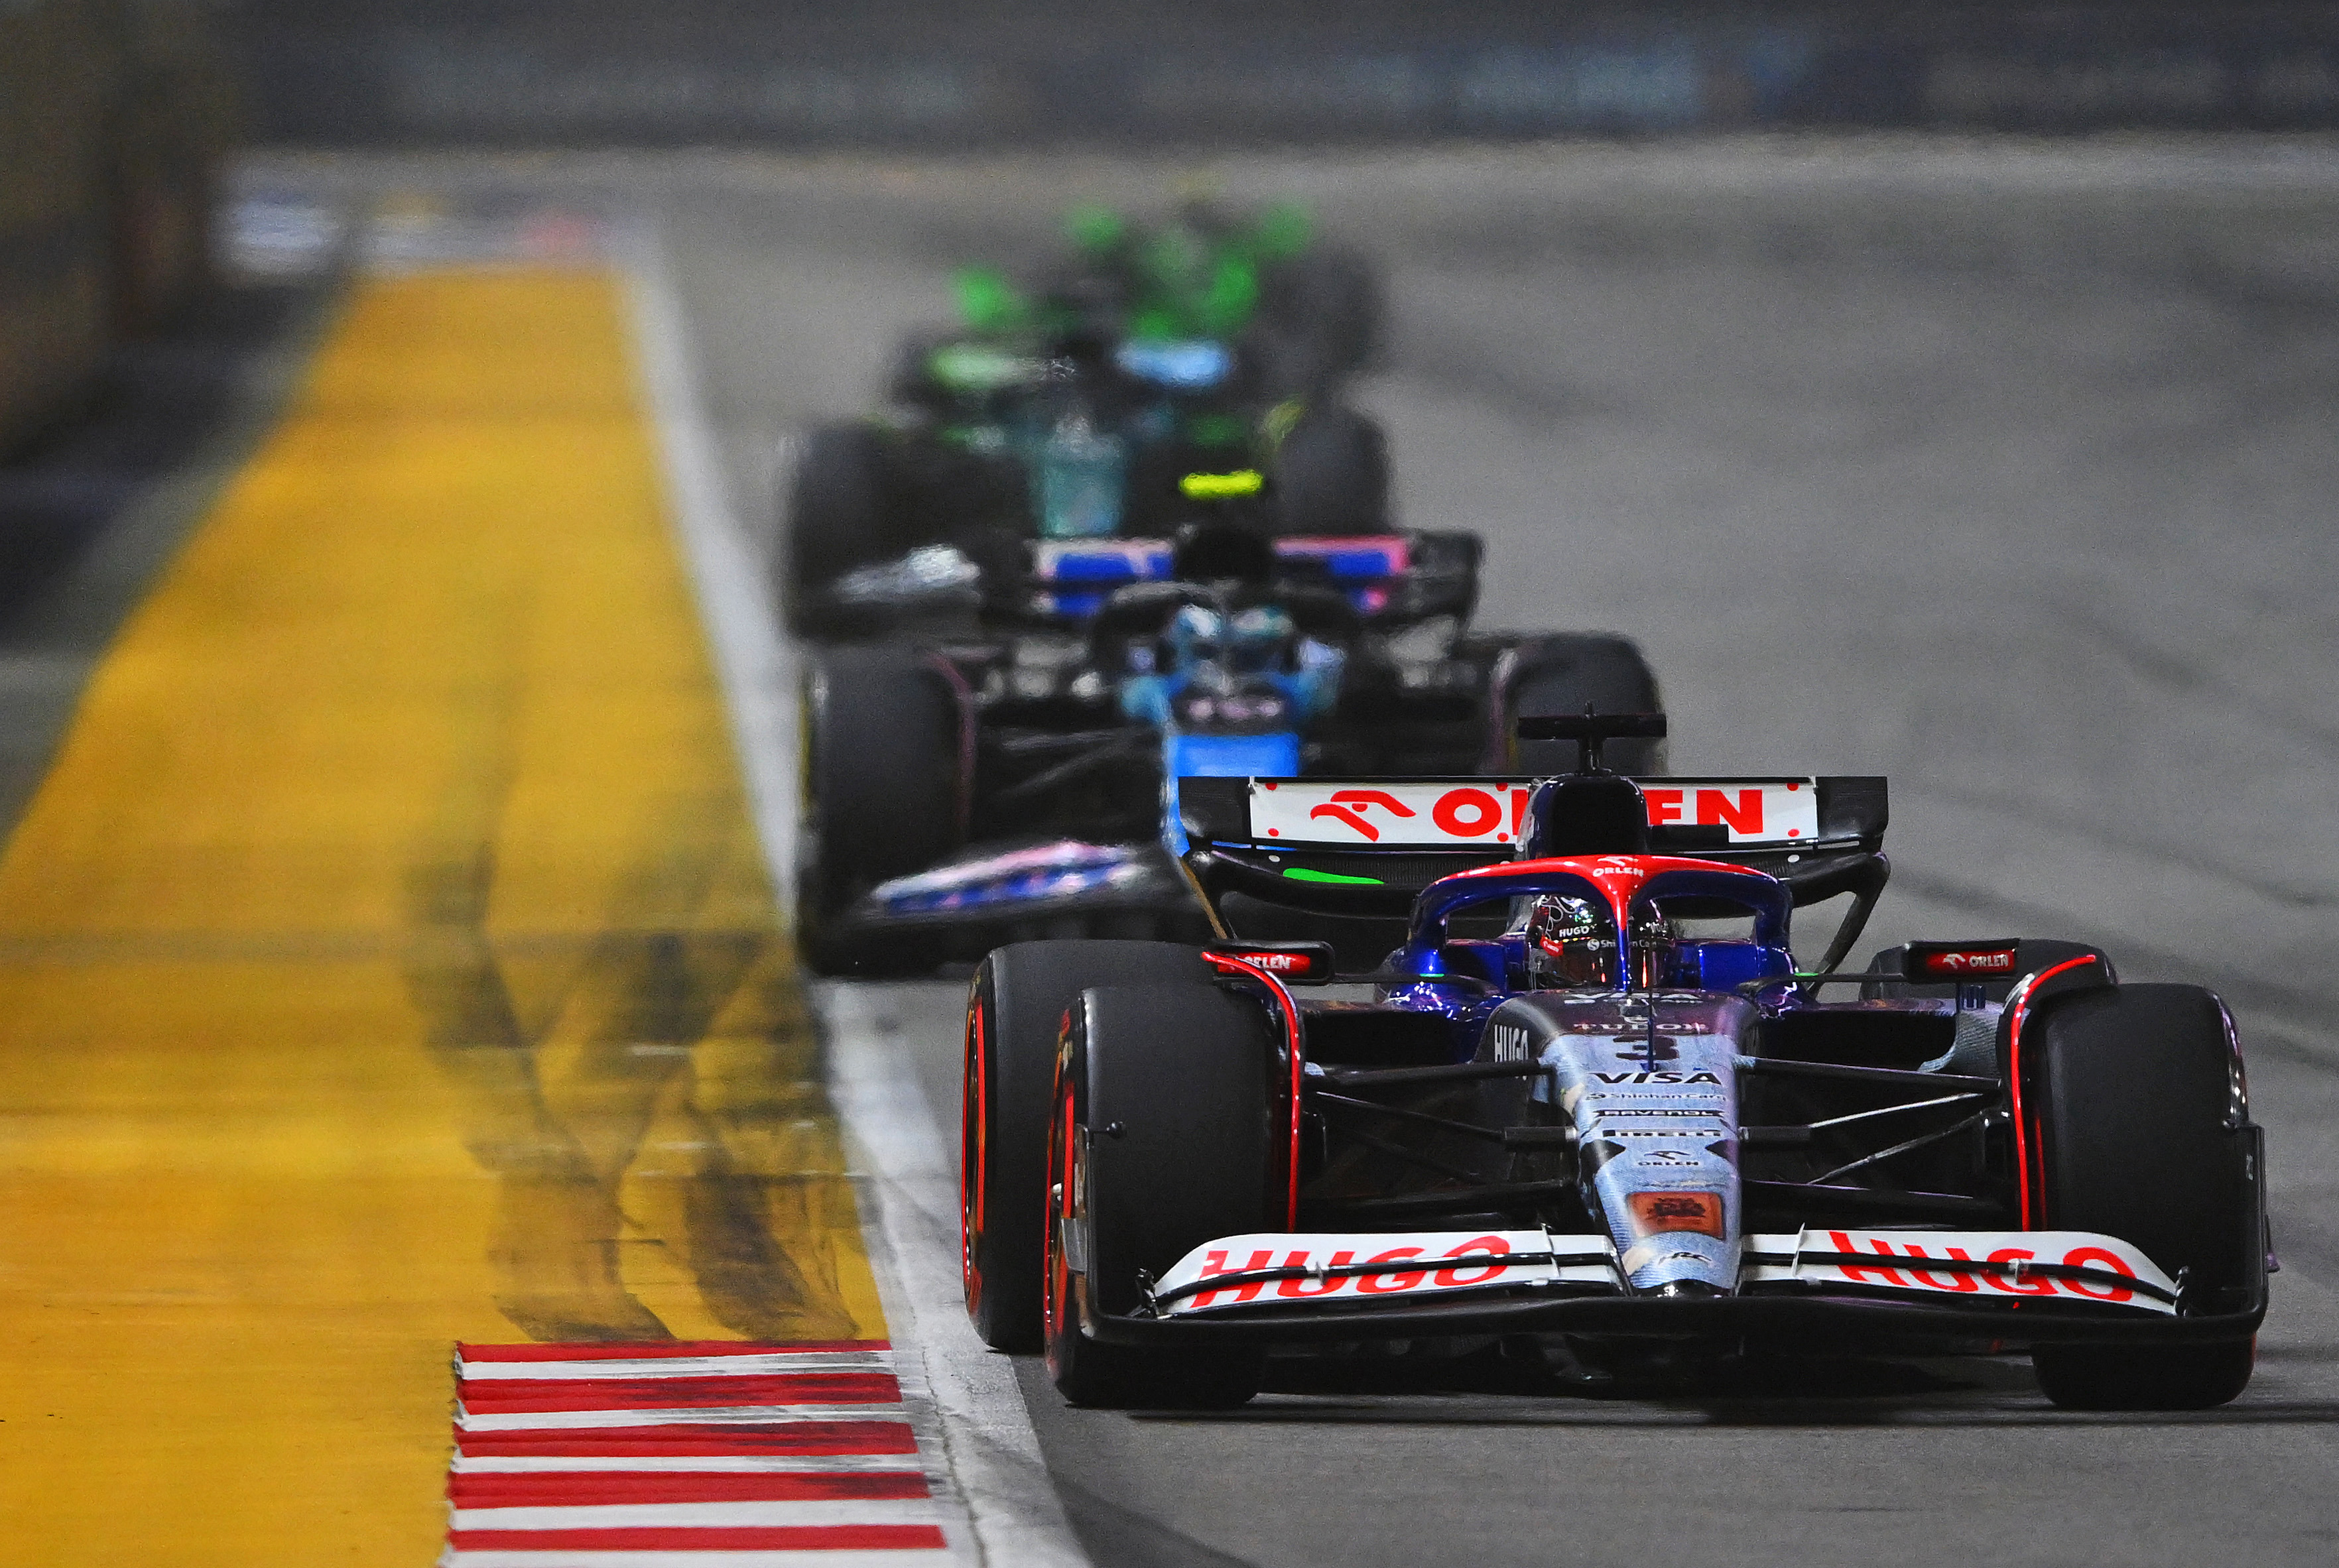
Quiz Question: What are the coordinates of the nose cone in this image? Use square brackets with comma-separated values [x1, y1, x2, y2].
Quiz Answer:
[1529, 993, 1753, 1296]
[1655, 1280, 1721, 1299]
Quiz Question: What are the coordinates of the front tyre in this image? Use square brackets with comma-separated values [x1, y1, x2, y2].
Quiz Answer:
[796, 646, 964, 977]
[2033, 1339, 2255, 1412]
[961, 943, 1211, 1351]
[2027, 983, 2263, 1410]
[781, 422, 901, 636]
[1045, 982, 1272, 1408]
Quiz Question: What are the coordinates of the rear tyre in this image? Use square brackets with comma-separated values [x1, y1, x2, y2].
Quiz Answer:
[781, 422, 905, 636]
[1258, 245, 1383, 392]
[2027, 983, 2261, 1410]
[1273, 404, 1389, 536]
[1497, 634, 1666, 774]
[885, 328, 958, 410]
[1045, 982, 1272, 1408]
[796, 646, 964, 977]
[962, 942, 1210, 1351]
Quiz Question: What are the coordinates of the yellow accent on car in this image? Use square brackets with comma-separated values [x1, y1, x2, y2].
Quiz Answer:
[1180, 467, 1266, 499]
[1261, 396, 1307, 450]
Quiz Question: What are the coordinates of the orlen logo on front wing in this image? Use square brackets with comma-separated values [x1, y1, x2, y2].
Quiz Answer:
[1247, 779, 1818, 847]
[1909, 945, 2019, 977]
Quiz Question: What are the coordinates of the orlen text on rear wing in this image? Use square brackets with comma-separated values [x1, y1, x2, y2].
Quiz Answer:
[1177, 773, 1888, 928]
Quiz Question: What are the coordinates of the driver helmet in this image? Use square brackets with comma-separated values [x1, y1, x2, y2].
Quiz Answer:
[1523, 896, 1673, 988]
[1523, 896, 1615, 987]
[1165, 604, 1226, 674]
[1222, 605, 1295, 675]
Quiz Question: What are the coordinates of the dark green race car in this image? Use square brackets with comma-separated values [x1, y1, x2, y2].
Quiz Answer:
[781, 201, 1390, 637]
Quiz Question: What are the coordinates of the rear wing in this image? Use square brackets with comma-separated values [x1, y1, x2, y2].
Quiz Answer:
[1178, 773, 1888, 923]
[1030, 531, 1478, 621]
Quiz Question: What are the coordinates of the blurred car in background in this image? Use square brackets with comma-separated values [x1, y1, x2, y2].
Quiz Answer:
[794, 509, 1663, 975]
[947, 198, 1383, 403]
[780, 200, 1389, 635]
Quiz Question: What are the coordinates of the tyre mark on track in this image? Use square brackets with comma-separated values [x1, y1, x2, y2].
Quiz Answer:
[1910, 778, 2336, 912]
[2060, 605, 2339, 768]
[405, 800, 859, 1343]
[1042, 1474, 1261, 1568]
[360, 265, 871, 1349]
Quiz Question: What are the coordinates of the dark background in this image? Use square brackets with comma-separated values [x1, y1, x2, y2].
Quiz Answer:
[212, 1, 2339, 145]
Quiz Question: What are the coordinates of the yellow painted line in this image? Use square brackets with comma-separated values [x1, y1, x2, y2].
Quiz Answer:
[0, 269, 881, 1564]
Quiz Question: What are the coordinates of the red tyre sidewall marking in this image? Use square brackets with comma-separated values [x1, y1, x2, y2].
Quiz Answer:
[2005, 956, 2099, 1232]
[1042, 1075, 1076, 1379]
[960, 984, 989, 1310]
[1202, 953, 1306, 1229]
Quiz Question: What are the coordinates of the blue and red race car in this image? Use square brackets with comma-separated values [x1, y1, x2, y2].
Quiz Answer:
[960, 715, 2270, 1412]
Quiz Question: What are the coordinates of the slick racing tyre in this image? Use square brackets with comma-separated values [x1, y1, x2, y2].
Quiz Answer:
[1257, 244, 1383, 392]
[1495, 633, 1666, 774]
[796, 646, 964, 977]
[1045, 982, 1271, 1408]
[1271, 404, 1389, 536]
[781, 422, 909, 637]
[885, 327, 959, 411]
[2027, 983, 2261, 1410]
[962, 941, 1210, 1351]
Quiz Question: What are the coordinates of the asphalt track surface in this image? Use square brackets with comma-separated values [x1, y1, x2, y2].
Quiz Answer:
[259, 138, 2339, 1563]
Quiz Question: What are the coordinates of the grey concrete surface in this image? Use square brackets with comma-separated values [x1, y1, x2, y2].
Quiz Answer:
[251, 137, 2339, 1566]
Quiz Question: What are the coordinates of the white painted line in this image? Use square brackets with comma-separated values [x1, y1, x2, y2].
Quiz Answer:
[453, 1455, 928, 1475]
[458, 1406, 906, 1432]
[451, 1500, 946, 1530]
[618, 224, 798, 898]
[620, 223, 1081, 1568]
[445, 1552, 947, 1567]
[816, 985, 1089, 1568]
[460, 1353, 892, 1380]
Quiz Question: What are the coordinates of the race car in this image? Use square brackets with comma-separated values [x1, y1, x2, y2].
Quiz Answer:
[958, 714, 2270, 1412]
[779, 202, 1387, 636]
[946, 196, 1382, 400]
[794, 526, 1662, 975]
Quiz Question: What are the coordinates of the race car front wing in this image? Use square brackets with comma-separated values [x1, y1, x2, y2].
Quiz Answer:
[1070, 1225, 2264, 1349]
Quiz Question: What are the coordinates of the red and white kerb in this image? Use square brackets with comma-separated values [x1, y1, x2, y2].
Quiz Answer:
[440, 1341, 959, 1565]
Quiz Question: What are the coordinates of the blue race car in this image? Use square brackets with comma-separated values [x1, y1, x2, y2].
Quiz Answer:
[795, 526, 1661, 975]
[957, 714, 2270, 1414]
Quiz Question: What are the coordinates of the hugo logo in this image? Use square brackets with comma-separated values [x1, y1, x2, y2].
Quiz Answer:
[1488, 1024, 1533, 1063]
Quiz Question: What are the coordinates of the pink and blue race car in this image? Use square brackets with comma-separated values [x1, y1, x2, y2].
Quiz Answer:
[796, 526, 1661, 975]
